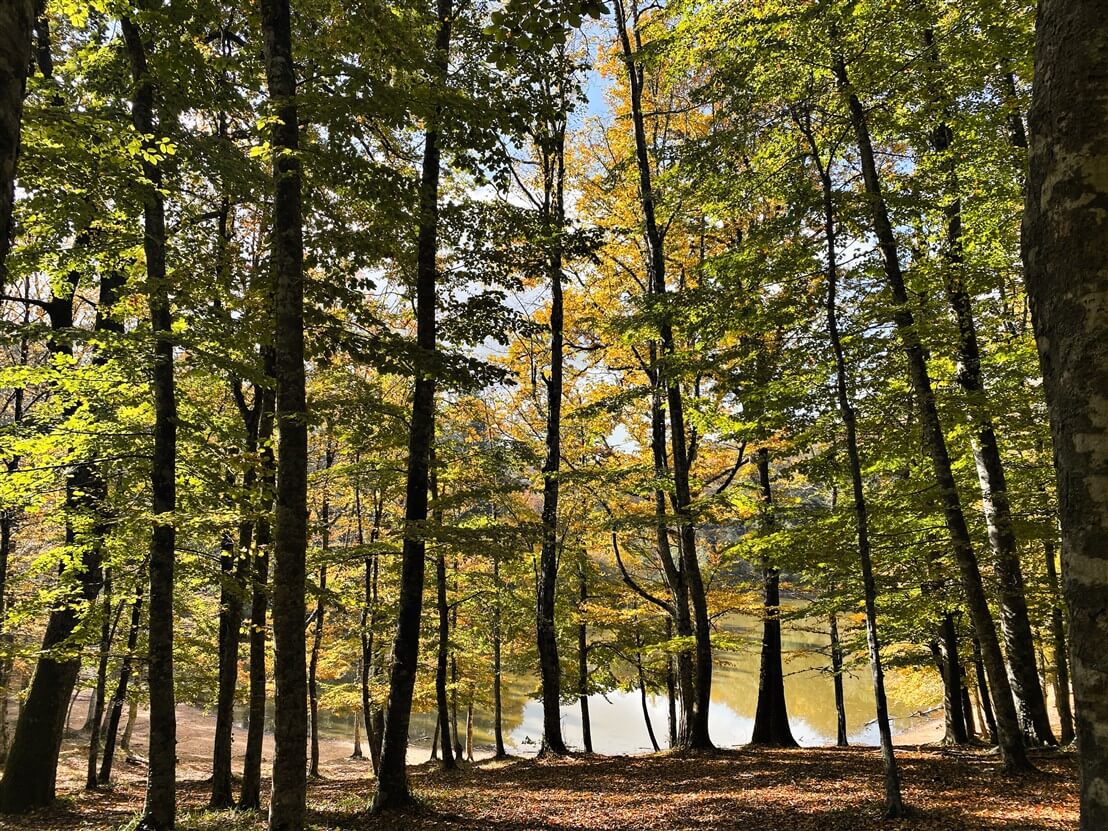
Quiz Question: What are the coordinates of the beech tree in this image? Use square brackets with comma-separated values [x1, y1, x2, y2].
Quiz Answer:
[1023, 0, 1108, 823]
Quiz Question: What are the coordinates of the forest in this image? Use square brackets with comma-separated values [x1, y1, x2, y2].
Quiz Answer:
[0, 0, 1105, 829]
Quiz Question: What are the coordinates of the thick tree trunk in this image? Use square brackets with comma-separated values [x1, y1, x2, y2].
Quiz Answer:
[1023, 3, 1108, 821]
[259, 0, 310, 824]
[0, 470, 104, 812]
[99, 576, 144, 786]
[750, 449, 797, 748]
[372, 0, 451, 811]
[831, 35, 1029, 770]
[0, 0, 33, 284]
[1043, 540, 1074, 744]
[829, 613, 847, 747]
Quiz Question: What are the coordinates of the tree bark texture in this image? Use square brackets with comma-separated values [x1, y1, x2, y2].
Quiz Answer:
[259, 0, 309, 823]
[1023, 1, 1108, 820]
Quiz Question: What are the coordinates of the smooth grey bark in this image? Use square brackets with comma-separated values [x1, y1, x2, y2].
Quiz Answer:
[1023, 1, 1108, 821]
[372, 0, 451, 811]
[830, 28, 1029, 770]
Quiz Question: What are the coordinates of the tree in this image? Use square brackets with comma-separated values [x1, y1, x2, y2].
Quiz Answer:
[259, 0, 309, 825]
[372, 0, 453, 810]
[1023, 0, 1108, 823]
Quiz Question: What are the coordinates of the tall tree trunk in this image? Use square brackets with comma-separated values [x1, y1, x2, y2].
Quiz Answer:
[372, 0, 451, 811]
[1023, 2, 1108, 820]
[829, 613, 847, 748]
[536, 86, 568, 755]
[0, 0, 33, 285]
[259, 0, 309, 824]
[614, 0, 711, 749]
[122, 17, 178, 827]
[577, 560, 591, 753]
[831, 33, 1029, 771]
[750, 449, 797, 748]
[99, 574, 144, 786]
[1043, 540, 1074, 744]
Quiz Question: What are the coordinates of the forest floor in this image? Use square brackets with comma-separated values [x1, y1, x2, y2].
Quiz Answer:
[0, 699, 1078, 831]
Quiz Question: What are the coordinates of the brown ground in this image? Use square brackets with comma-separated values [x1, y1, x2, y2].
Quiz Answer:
[0, 710, 1078, 831]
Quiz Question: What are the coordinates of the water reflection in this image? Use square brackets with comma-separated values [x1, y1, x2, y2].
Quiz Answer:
[298, 613, 938, 754]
